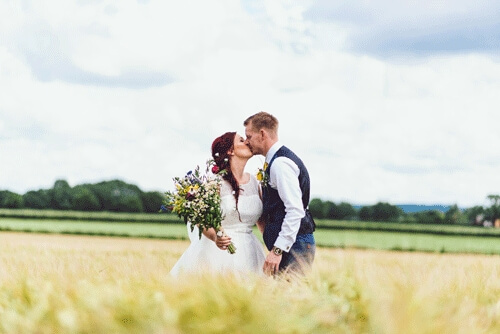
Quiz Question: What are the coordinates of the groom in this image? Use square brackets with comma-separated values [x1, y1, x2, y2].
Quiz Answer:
[244, 112, 316, 275]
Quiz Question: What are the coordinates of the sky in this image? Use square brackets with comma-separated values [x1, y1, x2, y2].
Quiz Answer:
[1, 0, 500, 208]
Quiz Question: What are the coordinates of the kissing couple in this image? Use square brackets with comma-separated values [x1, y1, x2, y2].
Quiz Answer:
[170, 111, 316, 277]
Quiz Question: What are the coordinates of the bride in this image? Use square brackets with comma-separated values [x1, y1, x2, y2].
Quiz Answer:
[170, 132, 266, 276]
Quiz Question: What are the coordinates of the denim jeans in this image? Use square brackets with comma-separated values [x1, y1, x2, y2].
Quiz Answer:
[279, 233, 316, 275]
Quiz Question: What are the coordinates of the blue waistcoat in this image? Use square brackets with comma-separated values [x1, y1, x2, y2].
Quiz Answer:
[262, 146, 316, 250]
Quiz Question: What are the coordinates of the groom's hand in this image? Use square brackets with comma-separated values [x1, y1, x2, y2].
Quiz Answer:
[263, 252, 282, 276]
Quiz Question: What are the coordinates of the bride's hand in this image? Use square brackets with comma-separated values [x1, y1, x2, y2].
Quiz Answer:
[215, 235, 232, 250]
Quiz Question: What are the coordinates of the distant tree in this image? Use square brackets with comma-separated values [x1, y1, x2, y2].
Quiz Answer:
[463, 205, 485, 225]
[337, 202, 357, 220]
[372, 202, 402, 221]
[141, 191, 164, 213]
[412, 210, 445, 224]
[50, 179, 73, 210]
[328, 202, 357, 220]
[5, 179, 174, 213]
[444, 204, 467, 225]
[309, 198, 325, 219]
[323, 201, 338, 219]
[23, 190, 51, 209]
[401, 212, 417, 224]
[0, 190, 24, 208]
[118, 194, 144, 212]
[487, 194, 500, 206]
[359, 206, 374, 221]
[358, 202, 401, 222]
[91, 180, 144, 212]
[486, 194, 500, 222]
[72, 186, 101, 211]
[308, 199, 357, 220]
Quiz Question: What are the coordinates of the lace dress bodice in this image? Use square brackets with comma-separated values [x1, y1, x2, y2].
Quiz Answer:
[220, 175, 263, 233]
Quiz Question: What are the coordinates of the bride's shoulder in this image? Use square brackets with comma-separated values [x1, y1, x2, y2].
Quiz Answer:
[246, 173, 261, 190]
[219, 178, 230, 188]
[219, 178, 233, 195]
[247, 172, 258, 183]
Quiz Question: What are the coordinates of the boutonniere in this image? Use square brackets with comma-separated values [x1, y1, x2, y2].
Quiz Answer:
[256, 162, 269, 187]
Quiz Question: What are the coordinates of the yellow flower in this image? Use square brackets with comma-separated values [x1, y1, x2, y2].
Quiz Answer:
[173, 198, 183, 212]
[256, 165, 269, 187]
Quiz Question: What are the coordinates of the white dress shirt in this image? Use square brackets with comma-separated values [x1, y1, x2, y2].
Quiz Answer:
[265, 142, 306, 252]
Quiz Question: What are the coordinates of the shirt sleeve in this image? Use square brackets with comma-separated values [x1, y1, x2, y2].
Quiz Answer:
[268, 156, 305, 252]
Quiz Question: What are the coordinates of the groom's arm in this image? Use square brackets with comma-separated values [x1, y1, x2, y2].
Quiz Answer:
[256, 216, 265, 234]
[270, 157, 305, 252]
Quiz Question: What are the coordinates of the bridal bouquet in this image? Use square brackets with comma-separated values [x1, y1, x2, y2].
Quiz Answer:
[162, 159, 236, 254]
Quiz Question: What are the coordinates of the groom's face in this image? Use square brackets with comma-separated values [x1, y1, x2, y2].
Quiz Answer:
[244, 124, 263, 155]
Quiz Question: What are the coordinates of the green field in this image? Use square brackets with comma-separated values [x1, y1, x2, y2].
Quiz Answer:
[3, 209, 500, 237]
[0, 208, 180, 223]
[315, 229, 500, 255]
[0, 218, 189, 240]
[315, 219, 500, 237]
[1, 217, 500, 255]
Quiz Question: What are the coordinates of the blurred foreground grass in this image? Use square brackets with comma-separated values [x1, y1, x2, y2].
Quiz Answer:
[0, 232, 499, 333]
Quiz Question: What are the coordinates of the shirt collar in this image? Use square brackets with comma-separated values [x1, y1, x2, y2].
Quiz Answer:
[265, 141, 283, 164]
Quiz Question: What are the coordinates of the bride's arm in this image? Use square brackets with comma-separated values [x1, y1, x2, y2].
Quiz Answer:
[201, 227, 232, 250]
[201, 227, 217, 241]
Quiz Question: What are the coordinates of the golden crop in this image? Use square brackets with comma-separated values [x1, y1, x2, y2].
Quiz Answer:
[0, 232, 499, 333]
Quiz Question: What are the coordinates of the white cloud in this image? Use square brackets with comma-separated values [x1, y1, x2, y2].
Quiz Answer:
[304, 0, 500, 55]
[0, 0, 499, 208]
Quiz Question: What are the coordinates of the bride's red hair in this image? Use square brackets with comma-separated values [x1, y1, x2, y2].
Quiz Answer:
[211, 132, 241, 210]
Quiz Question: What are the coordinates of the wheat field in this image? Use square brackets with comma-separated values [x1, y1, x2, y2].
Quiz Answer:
[0, 232, 499, 333]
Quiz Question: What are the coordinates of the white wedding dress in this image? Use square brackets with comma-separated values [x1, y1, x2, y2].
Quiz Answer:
[170, 174, 266, 276]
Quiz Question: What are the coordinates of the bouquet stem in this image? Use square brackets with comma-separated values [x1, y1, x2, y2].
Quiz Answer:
[227, 242, 236, 254]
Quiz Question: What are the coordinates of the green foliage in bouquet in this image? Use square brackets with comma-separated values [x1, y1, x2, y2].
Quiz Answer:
[162, 159, 236, 253]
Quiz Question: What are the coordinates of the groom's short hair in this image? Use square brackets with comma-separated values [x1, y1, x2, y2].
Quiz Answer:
[244, 112, 279, 135]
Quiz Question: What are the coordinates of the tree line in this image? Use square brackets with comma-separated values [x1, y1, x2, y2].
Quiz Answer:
[309, 195, 500, 225]
[1, 180, 498, 225]
[0, 179, 164, 213]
